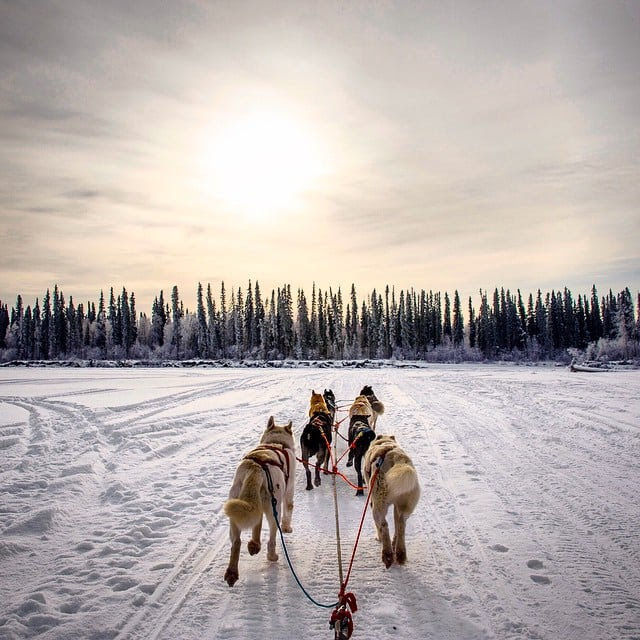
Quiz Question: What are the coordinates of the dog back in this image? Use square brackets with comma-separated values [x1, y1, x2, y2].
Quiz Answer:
[309, 390, 330, 418]
[364, 435, 419, 505]
[349, 395, 372, 420]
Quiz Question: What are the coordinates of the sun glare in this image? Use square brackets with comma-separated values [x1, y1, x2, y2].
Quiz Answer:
[200, 110, 325, 220]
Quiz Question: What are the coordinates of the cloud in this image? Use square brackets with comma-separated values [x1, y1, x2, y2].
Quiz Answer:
[1, 1, 638, 312]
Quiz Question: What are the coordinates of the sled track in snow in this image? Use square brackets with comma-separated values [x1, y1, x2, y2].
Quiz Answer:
[115, 512, 230, 640]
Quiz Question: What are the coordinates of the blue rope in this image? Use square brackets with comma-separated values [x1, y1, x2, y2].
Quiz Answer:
[264, 467, 339, 609]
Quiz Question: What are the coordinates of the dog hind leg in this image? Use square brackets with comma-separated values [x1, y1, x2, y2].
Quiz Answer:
[265, 506, 279, 562]
[302, 450, 313, 491]
[354, 454, 365, 497]
[224, 521, 242, 586]
[314, 450, 322, 487]
[282, 477, 294, 533]
[322, 444, 330, 475]
[393, 505, 407, 564]
[372, 502, 394, 568]
[248, 519, 261, 555]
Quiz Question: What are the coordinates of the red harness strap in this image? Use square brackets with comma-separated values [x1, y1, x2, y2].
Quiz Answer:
[244, 444, 291, 484]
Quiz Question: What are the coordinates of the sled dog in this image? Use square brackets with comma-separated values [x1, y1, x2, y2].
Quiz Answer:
[348, 416, 376, 496]
[359, 385, 385, 429]
[323, 388, 337, 423]
[223, 416, 296, 587]
[364, 434, 420, 568]
[346, 394, 374, 472]
[300, 389, 334, 490]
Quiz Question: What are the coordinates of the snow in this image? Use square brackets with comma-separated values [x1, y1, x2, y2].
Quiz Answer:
[1, 365, 639, 640]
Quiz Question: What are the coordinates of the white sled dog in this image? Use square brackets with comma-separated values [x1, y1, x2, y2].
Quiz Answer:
[364, 434, 420, 568]
[223, 417, 296, 587]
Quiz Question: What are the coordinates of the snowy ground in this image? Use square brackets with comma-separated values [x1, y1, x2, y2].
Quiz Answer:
[0, 365, 639, 640]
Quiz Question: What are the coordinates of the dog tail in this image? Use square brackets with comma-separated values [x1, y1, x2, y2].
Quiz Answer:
[223, 464, 264, 529]
[372, 400, 385, 415]
[385, 463, 419, 500]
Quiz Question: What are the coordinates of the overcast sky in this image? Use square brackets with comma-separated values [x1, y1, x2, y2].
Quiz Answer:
[1, 0, 639, 312]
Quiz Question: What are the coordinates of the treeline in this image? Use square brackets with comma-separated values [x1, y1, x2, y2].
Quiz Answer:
[1, 282, 639, 363]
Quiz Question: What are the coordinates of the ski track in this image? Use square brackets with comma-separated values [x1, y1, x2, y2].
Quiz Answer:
[0, 366, 639, 640]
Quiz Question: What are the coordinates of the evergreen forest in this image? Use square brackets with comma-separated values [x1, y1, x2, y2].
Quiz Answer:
[1, 282, 639, 363]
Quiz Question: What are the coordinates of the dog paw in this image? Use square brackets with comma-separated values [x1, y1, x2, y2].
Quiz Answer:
[382, 550, 394, 568]
[355, 489, 364, 497]
[346, 460, 353, 467]
[305, 484, 313, 491]
[224, 568, 239, 587]
[267, 551, 279, 562]
[395, 550, 407, 565]
[314, 478, 321, 487]
[282, 524, 292, 533]
[247, 540, 261, 555]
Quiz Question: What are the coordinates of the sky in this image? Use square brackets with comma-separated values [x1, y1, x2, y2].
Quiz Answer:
[1, 0, 639, 313]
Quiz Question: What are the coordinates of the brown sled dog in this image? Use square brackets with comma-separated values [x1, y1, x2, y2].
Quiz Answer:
[364, 434, 420, 568]
[223, 417, 296, 586]
[359, 385, 385, 429]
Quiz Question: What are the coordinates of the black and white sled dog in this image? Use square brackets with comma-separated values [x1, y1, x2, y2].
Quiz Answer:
[359, 385, 385, 429]
[223, 417, 296, 587]
[300, 389, 336, 491]
[346, 394, 376, 496]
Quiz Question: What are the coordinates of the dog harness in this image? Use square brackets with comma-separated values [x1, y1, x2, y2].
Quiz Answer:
[353, 422, 374, 441]
[349, 414, 370, 428]
[244, 444, 291, 484]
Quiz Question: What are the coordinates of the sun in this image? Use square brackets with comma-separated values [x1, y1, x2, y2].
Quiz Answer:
[200, 109, 325, 220]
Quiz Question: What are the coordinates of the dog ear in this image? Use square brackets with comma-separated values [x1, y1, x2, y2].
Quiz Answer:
[267, 416, 275, 430]
[285, 420, 293, 434]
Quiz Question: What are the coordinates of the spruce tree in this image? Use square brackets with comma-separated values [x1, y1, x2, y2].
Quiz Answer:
[171, 285, 182, 359]
[120, 288, 130, 356]
[96, 290, 107, 354]
[443, 292, 452, 342]
[254, 281, 264, 351]
[244, 281, 254, 355]
[14, 295, 24, 358]
[349, 284, 359, 350]
[206, 284, 218, 357]
[197, 282, 208, 358]
[129, 292, 137, 351]
[467, 296, 476, 349]
[0, 303, 9, 350]
[220, 282, 228, 358]
[590, 285, 603, 342]
[452, 290, 464, 347]
[33, 299, 41, 359]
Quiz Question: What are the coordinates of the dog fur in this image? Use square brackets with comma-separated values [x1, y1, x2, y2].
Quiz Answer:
[223, 416, 296, 586]
[348, 417, 376, 496]
[349, 394, 373, 422]
[363, 434, 420, 568]
[346, 394, 375, 493]
[300, 389, 334, 490]
[359, 385, 385, 429]
[323, 388, 337, 423]
[309, 390, 329, 417]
